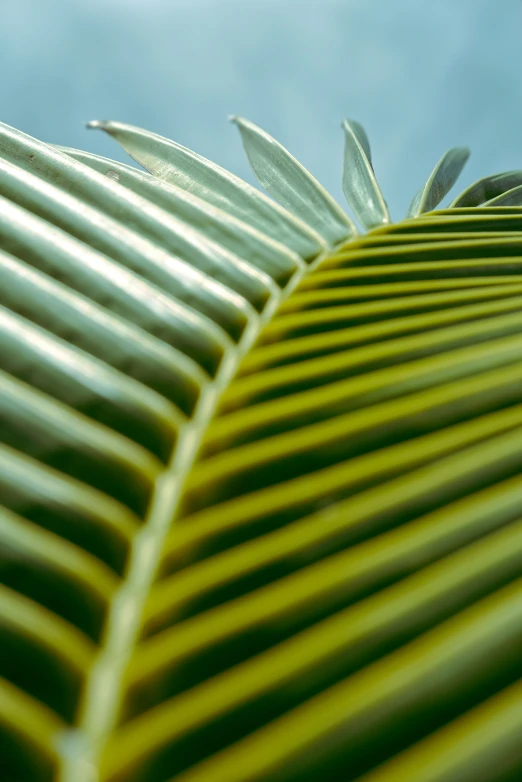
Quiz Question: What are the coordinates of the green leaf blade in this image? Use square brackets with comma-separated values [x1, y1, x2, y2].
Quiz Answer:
[231, 116, 356, 246]
[58, 146, 303, 288]
[87, 120, 327, 261]
[5, 116, 522, 782]
[451, 171, 522, 207]
[341, 119, 391, 230]
[406, 147, 470, 217]
[484, 183, 522, 207]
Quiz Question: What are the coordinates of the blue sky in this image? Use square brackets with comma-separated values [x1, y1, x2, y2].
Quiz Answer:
[1, 0, 522, 220]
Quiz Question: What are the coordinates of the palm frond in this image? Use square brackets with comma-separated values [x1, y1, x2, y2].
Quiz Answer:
[0, 116, 522, 782]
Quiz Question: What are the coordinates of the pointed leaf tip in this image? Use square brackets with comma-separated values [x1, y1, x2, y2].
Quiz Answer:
[342, 119, 372, 165]
[232, 115, 356, 246]
[451, 171, 522, 208]
[407, 147, 470, 218]
[86, 118, 327, 261]
[341, 119, 390, 229]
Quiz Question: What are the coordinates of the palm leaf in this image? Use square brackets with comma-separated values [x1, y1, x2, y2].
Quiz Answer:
[341, 118, 390, 228]
[86, 119, 326, 262]
[57, 146, 303, 288]
[406, 146, 470, 217]
[451, 171, 522, 207]
[484, 183, 522, 207]
[1, 117, 522, 782]
[230, 115, 356, 245]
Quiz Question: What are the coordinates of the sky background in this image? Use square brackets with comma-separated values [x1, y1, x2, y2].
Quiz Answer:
[1, 0, 522, 221]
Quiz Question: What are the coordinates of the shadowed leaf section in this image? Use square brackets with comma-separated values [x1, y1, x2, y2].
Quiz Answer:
[0, 116, 520, 782]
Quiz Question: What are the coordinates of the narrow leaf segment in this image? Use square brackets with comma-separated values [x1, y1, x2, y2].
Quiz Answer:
[485, 184, 522, 207]
[451, 171, 522, 207]
[87, 120, 326, 262]
[341, 118, 391, 230]
[231, 115, 356, 247]
[407, 147, 470, 217]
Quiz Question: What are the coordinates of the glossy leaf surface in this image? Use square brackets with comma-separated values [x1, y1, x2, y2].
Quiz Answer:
[231, 116, 356, 246]
[451, 171, 522, 207]
[87, 120, 327, 261]
[0, 119, 522, 782]
[407, 147, 470, 217]
[342, 119, 390, 229]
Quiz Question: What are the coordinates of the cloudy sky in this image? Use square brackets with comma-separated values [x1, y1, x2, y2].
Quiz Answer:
[1, 0, 522, 219]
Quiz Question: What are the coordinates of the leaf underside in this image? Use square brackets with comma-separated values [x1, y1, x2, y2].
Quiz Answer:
[1, 119, 522, 782]
[341, 118, 391, 229]
[406, 146, 470, 218]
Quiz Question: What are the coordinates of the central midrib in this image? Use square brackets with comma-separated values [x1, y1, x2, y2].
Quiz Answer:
[56, 232, 324, 781]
